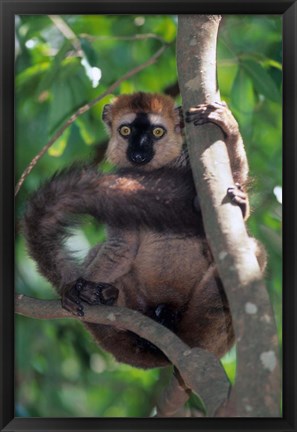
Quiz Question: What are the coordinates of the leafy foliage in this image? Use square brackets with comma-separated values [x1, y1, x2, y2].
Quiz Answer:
[15, 15, 282, 417]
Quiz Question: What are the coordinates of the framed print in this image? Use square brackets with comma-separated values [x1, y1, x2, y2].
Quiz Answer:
[0, 1, 296, 431]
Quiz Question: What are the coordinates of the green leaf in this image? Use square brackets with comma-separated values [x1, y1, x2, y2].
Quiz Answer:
[68, 74, 89, 107]
[76, 117, 96, 145]
[48, 79, 73, 132]
[48, 127, 71, 157]
[153, 16, 177, 42]
[230, 67, 256, 114]
[79, 37, 98, 66]
[262, 58, 282, 71]
[241, 59, 281, 102]
[218, 63, 238, 97]
[37, 41, 71, 93]
[16, 62, 50, 89]
[221, 346, 237, 384]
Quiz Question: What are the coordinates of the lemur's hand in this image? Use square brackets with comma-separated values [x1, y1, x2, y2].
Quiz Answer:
[62, 277, 119, 316]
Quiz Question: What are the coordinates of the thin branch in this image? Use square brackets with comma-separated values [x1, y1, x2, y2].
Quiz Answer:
[15, 43, 167, 196]
[80, 32, 166, 44]
[15, 293, 229, 416]
[49, 15, 81, 53]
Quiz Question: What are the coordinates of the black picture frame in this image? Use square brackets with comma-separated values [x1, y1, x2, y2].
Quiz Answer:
[0, 1, 296, 431]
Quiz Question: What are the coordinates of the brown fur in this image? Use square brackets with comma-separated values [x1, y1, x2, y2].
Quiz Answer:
[108, 92, 177, 119]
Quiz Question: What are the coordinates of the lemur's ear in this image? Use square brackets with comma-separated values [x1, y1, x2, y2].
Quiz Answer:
[102, 104, 112, 127]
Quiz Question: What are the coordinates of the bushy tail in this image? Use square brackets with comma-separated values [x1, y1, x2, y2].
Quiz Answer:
[22, 165, 103, 290]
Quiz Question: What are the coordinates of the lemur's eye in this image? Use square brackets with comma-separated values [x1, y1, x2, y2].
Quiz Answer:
[152, 127, 166, 138]
[119, 125, 131, 137]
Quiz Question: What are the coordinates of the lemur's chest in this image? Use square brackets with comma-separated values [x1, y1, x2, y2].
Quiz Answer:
[132, 231, 211, 304]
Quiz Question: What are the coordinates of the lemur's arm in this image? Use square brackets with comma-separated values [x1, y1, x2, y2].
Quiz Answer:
[185, 101, 250, 218]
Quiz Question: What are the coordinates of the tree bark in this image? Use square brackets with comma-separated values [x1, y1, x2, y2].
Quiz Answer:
[155, 372, 190, 417]
[177, 15, 280, 417]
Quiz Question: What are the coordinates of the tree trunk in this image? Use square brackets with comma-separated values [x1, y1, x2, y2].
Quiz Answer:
[177, 14, 280, 417]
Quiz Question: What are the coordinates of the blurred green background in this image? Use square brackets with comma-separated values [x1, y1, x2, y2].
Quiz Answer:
[15, 15, 282, 417]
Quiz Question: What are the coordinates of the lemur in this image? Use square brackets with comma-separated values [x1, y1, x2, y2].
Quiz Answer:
[23, 92, 266, 369]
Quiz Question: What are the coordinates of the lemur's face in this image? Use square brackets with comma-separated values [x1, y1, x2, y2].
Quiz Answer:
[102, 93, 184, 170]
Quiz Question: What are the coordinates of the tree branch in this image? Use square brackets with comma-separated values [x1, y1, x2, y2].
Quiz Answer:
[155, 371, 191, 417]
[177, 15, 280, 417]
[15, 293, 229, 416]
[49, 15, 82, 54]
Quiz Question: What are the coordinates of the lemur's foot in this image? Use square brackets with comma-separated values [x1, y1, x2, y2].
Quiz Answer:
[227, 183, 248, 218]
[62, 277, 119, 316]
[185, 101, 239, 138]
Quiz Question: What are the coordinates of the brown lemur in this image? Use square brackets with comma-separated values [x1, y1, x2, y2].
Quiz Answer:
[23, 92, 266, 369]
